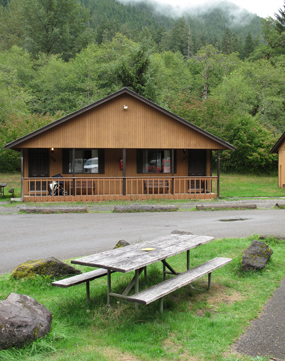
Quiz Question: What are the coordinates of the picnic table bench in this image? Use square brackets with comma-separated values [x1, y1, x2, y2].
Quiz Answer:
[127, 257, 231, 312]
[52, 268, 113, 302]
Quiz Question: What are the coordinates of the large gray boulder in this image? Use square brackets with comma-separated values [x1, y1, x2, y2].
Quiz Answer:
[0, 293, 52, 350]
[11, 257, 81, 279]
[242, 240, 273, 271]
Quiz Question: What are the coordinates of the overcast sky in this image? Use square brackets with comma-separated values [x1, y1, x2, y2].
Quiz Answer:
[119, 0, 284, 18]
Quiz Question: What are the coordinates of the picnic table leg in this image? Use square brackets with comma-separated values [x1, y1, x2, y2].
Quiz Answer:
[86, 280, 91, 302]
[163, 261, 166, 281]
[144, 266, 147, 279]
[107, 270, 111, 305]
[135, 269, 139, 310]
[159, 298, 164, 314]
[187, 250, 190, 270]
[208, 273, 212, 290]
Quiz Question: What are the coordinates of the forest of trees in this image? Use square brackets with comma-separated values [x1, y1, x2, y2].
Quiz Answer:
[0, 0, 284, 175]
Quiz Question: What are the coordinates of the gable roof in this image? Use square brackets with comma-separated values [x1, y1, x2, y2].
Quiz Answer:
[271, 131, 285, 153]
[5, 87, 235, 151]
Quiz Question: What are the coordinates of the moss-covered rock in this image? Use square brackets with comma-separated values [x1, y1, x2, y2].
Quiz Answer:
[113, 240, 130, 249]
[11, 257, 82, 279]
[241, 240, 273, 271]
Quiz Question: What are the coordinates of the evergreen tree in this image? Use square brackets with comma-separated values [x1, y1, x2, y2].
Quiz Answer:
[243, 32, 255, 58]
[232, 33, 243, 56]
[221, 28, 233, 54]
[169, 17, 189, 56]
[116, 43, 157, 101]
[275, 1, 285, 34]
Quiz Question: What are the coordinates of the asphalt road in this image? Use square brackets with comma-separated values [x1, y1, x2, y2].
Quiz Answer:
[1, 208, 285, 274]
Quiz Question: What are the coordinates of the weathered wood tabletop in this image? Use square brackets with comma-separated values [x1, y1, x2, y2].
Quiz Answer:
[71, 234, 214, 273]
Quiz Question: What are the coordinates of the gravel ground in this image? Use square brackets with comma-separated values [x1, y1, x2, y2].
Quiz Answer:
[1, 197, 285, 214]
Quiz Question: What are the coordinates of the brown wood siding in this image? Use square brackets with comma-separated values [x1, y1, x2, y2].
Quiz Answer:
[17, 95, 228, 150]
[278, 139, 285, 188]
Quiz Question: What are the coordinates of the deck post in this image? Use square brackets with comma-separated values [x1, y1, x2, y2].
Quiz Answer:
[72, 148, 75, 196]
[217, 150, 220, 198]
[20, 149, 24, 201]
[122, 148, 126, 196]
[171, 149, 175, 194]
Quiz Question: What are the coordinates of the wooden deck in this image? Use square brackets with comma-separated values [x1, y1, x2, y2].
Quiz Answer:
[23, 176, 218, 202]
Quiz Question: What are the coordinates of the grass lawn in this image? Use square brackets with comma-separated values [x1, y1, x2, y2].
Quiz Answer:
[0, 235, 283, 361]
[0, 172, 285, 204]
[220, 174, 285, 198]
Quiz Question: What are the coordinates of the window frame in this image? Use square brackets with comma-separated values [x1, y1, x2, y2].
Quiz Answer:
[137, 149, 176, 174]
[62, 149, 105, 174]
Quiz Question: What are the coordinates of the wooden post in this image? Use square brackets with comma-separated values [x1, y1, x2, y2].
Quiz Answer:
[217, 150, 220, 198]
[72, 148, 75, 196]
[20, 150, 23, 199]
[171, 149, 175, 195]
[122, 148, 126, 196]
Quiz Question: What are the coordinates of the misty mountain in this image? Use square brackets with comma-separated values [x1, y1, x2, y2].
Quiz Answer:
[81, 0, 262, 47]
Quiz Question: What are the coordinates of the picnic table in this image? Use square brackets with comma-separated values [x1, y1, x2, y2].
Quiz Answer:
[71, 234, 232, 312]
[0, 183, 7, 196]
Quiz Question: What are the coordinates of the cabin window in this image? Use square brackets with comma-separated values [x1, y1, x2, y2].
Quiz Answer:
[62, 149, 104, 174]
[137, 150, 175, 174]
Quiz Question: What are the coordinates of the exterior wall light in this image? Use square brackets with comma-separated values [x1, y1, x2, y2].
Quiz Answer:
[51, 147, 54, 152]
[123, 105, 128, 110]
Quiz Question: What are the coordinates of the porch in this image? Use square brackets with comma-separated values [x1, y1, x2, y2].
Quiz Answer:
[23, 176, 218, 202]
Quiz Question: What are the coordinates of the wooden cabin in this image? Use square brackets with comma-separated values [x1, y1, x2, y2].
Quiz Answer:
[271, 132, 285, 188]
[5, 88, 235, 202]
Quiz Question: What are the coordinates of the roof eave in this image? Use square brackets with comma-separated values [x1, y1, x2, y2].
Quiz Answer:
[270, 131, 285, 154]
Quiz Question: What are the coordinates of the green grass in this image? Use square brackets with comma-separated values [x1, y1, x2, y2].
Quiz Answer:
[0, 235, 284, 361]
[220, 173, 285, 198]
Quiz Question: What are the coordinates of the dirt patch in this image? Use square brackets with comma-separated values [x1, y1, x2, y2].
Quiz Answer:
[206, 284, 244, 305]
[185, 283, 244, 315]
[102, 347, 143, 361]
[163, 336, 200, 361]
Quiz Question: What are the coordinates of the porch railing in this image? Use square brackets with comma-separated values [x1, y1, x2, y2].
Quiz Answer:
[23, 176, 218, 202]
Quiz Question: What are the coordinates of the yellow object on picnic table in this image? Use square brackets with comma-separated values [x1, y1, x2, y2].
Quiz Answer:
[140, 248, 156, 251]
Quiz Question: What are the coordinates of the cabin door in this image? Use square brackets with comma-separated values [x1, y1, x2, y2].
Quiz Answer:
[28, 149, 49, 177]
[188, 150, 206, 190]
[28, 149, 49, 192]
